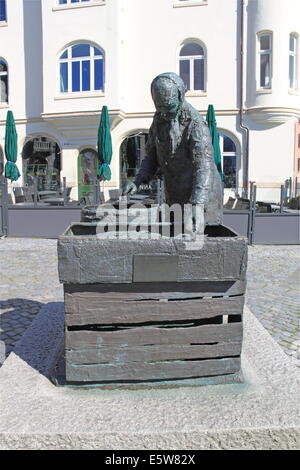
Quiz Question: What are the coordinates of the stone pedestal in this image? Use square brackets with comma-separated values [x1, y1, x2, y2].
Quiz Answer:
[58, 222, 247, 384]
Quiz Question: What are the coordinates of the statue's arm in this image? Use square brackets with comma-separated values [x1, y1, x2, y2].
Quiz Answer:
[189, 120, 214, 209]
[134, 125, 158, 187]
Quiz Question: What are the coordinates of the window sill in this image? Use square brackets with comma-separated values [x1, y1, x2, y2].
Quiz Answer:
[256, 89, 273, 94]
[53, 1, 105, 11]
[173, 1, 208, 8]
[55, 92, 105, 100]
[186, 91, 207, 97]
[0, 103, 9, 108]
[288, 89, 298, 96]
[0, 21, 8, 27]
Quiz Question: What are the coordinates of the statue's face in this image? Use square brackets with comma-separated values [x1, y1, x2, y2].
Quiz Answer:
[152, 79, 181, 121]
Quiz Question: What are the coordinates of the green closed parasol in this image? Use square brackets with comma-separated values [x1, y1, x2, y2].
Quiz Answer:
[97, 105, 112, 181]
[206, 104, 224, 182]
[4, 110, 20, 182]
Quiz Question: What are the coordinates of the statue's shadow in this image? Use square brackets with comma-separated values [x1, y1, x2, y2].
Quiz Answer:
[0, 298, 43, 365]
[0, 300, 64, 381]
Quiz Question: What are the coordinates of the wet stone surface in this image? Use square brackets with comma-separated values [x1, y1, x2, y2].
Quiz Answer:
[0, 238, 299, 367]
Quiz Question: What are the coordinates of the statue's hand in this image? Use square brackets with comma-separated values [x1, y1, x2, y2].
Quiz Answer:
[122, 180, 138, 196]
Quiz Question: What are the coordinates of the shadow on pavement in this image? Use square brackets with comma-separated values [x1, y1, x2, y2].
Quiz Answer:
[0, 298, 44, 366]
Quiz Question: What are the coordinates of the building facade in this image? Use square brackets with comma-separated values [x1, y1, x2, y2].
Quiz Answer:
[0, 0, 299, 202]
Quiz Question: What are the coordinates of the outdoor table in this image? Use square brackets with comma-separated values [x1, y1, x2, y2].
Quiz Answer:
[43, 197, 64, 205]
[38, 191, 57, 200]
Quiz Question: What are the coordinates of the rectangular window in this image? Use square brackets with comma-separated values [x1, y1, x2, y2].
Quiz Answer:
[60, 62, 68, 93]
[82, 60, 90, 91]
[179, 60, 190, 90]
[298, 158, 300, 173]
[289, 34, 297, 90]
[259, 33, 272, 89]
[194, 58, 204, 91]
[0, 75, 8, 102]
[72, 61, 80, 92]
[94, 59, 103, 90]
[0, 0, 6, 22]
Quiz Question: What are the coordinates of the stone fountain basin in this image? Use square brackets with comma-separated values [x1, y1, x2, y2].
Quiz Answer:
[57, 222, 247, 286]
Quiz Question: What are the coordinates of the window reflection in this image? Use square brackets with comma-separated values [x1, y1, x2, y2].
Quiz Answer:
[0, 60, 8, 103]
[78, 148, 98, 200]
[120, 133, 149, 185]
[80, 149, 97, 185]
[219, 133, 237, 189]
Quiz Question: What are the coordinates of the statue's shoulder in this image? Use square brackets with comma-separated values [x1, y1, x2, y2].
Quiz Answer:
[183, 102, 208, 138]
[184, 101, 206, 125]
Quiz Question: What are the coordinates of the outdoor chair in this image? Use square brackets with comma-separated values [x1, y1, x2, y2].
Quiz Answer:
[22, 187, 36, 203]
[256, 201, 272, 213]
[234, 198, 250, 210]
[223, 197, 236, 210]
[108, 189, 120, 201]
[13, 187, 25, 204]
[42, 187, 73, 205]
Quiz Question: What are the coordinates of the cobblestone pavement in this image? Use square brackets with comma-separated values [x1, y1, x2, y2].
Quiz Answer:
[0, 238, 299, 367]
[246, 245, 300, 367]
[0, 239, 63, 364]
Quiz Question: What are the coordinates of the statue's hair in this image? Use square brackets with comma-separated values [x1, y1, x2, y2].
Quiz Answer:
[151, 72, 186, 105]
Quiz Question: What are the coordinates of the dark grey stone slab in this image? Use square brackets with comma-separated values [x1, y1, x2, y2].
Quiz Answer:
[133, 254, 179, 282]
[177, 238, 247, 281]
[58, 237, 177, 284]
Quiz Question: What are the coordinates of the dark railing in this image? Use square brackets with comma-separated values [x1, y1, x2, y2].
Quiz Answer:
[0, 176, 299, 242]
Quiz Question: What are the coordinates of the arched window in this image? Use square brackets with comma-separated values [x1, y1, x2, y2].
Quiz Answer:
[289, 34, 298, 90]
[0, 59, 8, 103]
[59, 43, 104, 93]
[179, 41, 206, 92]
[219, 133, 238, 189]
[22, 137, 61, 191]
[0, 0, 7, 22]
[120, 132, 153, 190]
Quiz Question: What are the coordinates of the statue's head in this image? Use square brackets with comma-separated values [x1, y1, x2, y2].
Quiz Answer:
[151, 73, 185, 121]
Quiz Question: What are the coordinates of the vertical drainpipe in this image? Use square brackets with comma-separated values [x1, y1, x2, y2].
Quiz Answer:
[239, 0, 250, 198]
